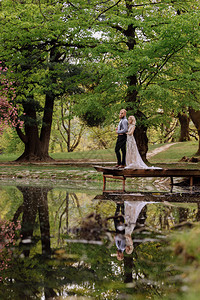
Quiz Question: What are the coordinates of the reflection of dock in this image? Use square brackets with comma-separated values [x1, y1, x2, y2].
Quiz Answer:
[94, 166, 200, 192]
[94, 191, 200, 203]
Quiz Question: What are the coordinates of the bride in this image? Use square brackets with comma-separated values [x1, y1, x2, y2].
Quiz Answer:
[125, 116, 161, 169]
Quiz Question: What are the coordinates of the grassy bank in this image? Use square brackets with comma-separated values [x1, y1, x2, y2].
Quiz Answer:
[150, 141, 199, 164]
[0, 141, 199, 180]
[0, 165, 102, 181]
[0, 141, 199, 163]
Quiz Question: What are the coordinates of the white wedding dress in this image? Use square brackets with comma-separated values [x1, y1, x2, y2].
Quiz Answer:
[125, 124, 161, 169]
[124, 201, 147, 236]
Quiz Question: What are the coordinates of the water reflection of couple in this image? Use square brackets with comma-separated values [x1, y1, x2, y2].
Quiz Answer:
[113, 201, 147, 261]
[115, 109, 160, 169]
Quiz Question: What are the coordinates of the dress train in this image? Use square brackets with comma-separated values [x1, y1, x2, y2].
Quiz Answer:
[125, 125, 161, 169]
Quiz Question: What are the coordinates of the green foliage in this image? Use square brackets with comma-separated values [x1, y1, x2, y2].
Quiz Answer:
[0, 128, 24, 154]
[85, 0, 200, 128]
[0, 0, 199, 157]
[169, 224, 200, 300]
[76, 96, 107, 127]
[86, 125, 116, 149]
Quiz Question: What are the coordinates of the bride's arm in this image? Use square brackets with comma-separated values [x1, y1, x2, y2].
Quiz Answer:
[127, 125, 135, 135]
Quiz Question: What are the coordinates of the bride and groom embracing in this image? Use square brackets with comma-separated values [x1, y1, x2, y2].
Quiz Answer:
[115, 109, 159, 169]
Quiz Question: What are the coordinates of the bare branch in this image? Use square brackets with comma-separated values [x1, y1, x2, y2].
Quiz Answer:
[57, 119, 68, 145]
[70, 124, 85, 151]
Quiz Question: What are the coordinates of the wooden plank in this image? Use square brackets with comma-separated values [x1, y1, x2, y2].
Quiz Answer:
[94, 166, 200, 191]
[103, 175, 106, 191]
[104, 175, 125, 179]
[93, 191, 200, 203]
[94, 166, 200, 177]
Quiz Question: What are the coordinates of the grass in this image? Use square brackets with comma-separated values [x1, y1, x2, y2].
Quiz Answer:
[51, 148, 117, 161]
[0, 164, 102, 181]
[0, 141, 199, 166]
[150, 141, 199, 164]
[0, 153, 21, 162]
[50, 143, 167, 161]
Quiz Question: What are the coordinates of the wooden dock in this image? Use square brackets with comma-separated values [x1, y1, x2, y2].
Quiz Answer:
[94, 191, 200, 203]
[94, 166, 200, 192]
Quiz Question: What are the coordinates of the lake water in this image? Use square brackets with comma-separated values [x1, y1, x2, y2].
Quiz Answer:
[0, 179, 199, 299]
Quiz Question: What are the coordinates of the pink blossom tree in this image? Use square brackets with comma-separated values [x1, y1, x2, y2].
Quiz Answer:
[0, 62, 23, 135]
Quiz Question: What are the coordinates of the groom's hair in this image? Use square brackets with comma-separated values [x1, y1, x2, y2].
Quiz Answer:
[120, 109, 127, 115]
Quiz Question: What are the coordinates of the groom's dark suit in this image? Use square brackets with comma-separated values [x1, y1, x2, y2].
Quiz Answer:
[115, 116, 128, 166]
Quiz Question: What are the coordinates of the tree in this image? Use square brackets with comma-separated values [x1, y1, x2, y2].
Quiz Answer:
[1, 1, 199, 161]
[0, 1, 97, 161]
[189, 108, 200, 155]
[54, 96, 85, 153]
[77, 0, 199, 160]
[178, 112, 190, 142]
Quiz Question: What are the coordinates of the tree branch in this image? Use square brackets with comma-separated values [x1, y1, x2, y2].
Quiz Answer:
[95, 0, 169, 21]
[143, 43, 188, 87]
[111, 24, 126, 34]
[95, 0, 122, 21]
[57, 119, 68, 145]
[61, 104, 70, 136]
[70, 124, 85, 151]
[66, 1, 79, 9]
[16, 125, 28, 144]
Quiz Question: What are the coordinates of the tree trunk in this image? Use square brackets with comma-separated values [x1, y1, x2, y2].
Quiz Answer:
[178, 112, 190, 142]
[134, 114, 149, 162]
[126, 75, 149, 161]
[16, 186, 52, 257]
[124, 3, 148, 161]
[17, 136, 52, 162]
[189, 107, 200, 155]
[124, 255, 134, 283]
[67, 117, 71, 152]
[40, 93, 55, 157]
[15, 97, 54, 162]
[15, 47, 60, 162]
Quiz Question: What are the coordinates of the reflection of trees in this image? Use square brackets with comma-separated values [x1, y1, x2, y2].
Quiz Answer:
[177, 207, 189, 223]
[107, 201, 166, 292]
[122, 205, 180, 298]
[13, 186, 51, 257]
[55, 192, 83, 245]
[151, 205, 193, 230]
[122, 200, 200, 297]
[196, 203, 200, 221]
[0, 218, 21, 274]
[2, 188, 199, 299]
[13, 186, 56, 299]
[0, 186, 58, 299]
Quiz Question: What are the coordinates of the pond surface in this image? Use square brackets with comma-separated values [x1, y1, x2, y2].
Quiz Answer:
[0, 179, 200, 300]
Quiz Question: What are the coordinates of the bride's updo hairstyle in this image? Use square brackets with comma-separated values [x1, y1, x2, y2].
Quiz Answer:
[129, 115, 136, 125]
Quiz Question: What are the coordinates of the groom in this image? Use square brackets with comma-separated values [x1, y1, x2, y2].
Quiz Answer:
[115, 109, 128, 168]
